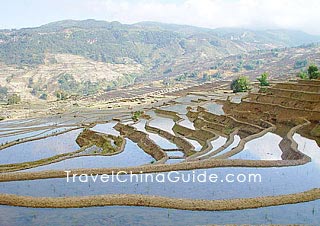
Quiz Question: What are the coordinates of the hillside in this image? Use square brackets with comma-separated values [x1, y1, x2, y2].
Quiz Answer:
[0, 19, 319, 100]
[1, 19, 319, 67]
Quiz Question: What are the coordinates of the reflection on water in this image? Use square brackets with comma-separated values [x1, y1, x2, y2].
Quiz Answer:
[174, 94, 200, 103]
[231, 133, 283, 160]
[160, 104, 188, 114]
[132, 120, 177, 149]
[1, 116, 319, 225]
[178, 115, 195, 130]
[197, 136, 227, 158]
[214, 135, 241, 158]
[149, 117, 175, 135]
[0, 129, 82, 164]
[201, 102, 225, 115]
[1, 200, 318, 225]
[184, 138, 202, 151]
[4, 162, 320, 199]
[293, 133, 320, 168]
[0, 127, 75, 144]
[166, 151, 184, 157]
[91, 122, 120, 136]
[24, 139, 154, 171]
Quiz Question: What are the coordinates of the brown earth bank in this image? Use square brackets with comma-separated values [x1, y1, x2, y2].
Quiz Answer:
[0, 188, 319, 210]
[76, 129, 124, 154]
[145, 123, 196, 157]
[114, 123, 167, 161]
[221, 79, 320, 146]
[0, 156, 311, 182]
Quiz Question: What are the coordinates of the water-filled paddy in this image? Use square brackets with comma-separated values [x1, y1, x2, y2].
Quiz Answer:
[0, 129, 82, 165]
[149, 116, 176, 135]
[0, 127, 76, 144]
[184, 138, 202, 151]
[2, 134, 319, 201]
[231, 133, 283, 160]
[23, 139, 154, 171]
[197, 136, 227, 158]
[2, 163, 320, 199]
[178, 115, 195, 130]
[160, 104, 188, 114]
[1, 200, 319, 225]
[91, 122, 120, 136]
[132, 120, 177, 149]
[174, 94, 201, 103]
[201, 102, 225, 115]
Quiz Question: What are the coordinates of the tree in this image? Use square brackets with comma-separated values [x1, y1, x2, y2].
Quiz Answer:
[294, 59, 307, 69]
[202, 73, 211, 81]
[257, 72, 270, 86]
[0, 86, 8, 100]
[230, 76, 251, 93]
[307, 64, 320, 79]
[7, 94, 21, 105]
[132, 111, 143, 122]
[39, 93, 48, 100]
[56, 90, 68, 100]
[311, 71, 320, 79]
[297, 71, 308, 80]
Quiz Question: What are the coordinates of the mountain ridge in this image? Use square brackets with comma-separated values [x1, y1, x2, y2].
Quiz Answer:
[0, 19, 319, 67]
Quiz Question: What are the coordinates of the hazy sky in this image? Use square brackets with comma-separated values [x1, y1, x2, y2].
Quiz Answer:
[1, 0, 320, 34]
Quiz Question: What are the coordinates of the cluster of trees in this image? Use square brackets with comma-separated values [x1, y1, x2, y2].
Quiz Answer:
[0, 21, 182, 66]
[104, 74, 137, 91]
[231, 72, 270, 93]
[294, 59, 308, 69]
[298, 64, 320, 80]
[7, 94, 21, 105]
[56, 73, 102, 98]
[0, 86, 8, 101]
[0, 86, 21, 104]
[54, 73, 139, 100]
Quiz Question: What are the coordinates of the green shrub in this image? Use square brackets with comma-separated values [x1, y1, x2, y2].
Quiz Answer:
[298, 71, 308, 80]
[307, 64, 320, 79]
[230, 76, 251, 93]
[132, 111, 143, 122]
[257, 72, 270, 86]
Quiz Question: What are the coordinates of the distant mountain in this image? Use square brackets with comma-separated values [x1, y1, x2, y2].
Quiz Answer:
[0, 19, 319, 67]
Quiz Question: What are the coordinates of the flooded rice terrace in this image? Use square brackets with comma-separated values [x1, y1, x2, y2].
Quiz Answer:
[0, 79, 320, 225]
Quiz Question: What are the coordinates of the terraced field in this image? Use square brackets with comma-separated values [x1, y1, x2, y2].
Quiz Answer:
[0, 79, 319, 225]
